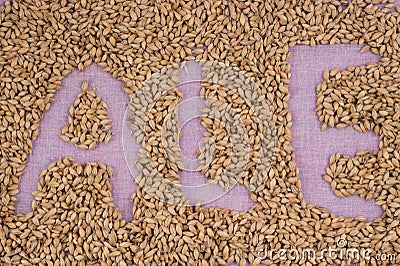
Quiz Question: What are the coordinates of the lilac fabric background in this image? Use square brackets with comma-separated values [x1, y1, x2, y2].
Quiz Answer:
[287, 45, 382, 220]
[15, 45, 383, 223]
[5, 0, 399, 226]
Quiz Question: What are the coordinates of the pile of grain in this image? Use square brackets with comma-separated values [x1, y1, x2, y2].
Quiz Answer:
[60, 80, 113, 149]
[0, 0, 399, 265]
